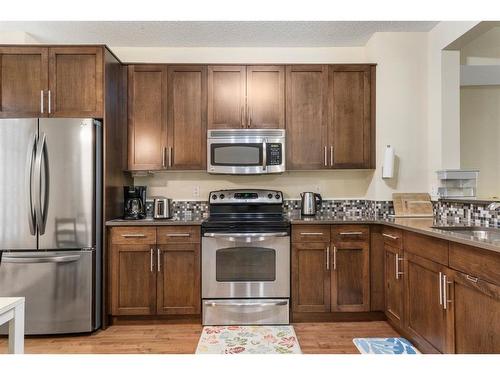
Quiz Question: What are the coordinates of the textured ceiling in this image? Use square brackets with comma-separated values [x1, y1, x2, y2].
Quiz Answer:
[0, 21, 438, 47]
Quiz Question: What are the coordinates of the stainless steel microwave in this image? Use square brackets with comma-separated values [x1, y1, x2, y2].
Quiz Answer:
[207, 129, 285, 174]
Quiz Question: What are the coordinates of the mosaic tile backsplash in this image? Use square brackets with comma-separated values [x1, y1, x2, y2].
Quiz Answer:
[170, 199, 500, 227]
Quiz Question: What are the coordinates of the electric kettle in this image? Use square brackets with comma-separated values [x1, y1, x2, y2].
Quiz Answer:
[300, 192, 322, 216]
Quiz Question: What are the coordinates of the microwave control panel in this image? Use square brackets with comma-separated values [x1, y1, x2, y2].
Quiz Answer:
[266, 143, 282, 165]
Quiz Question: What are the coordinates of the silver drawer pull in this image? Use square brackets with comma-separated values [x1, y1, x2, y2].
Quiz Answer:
[206, 301, 288, 307]
[300, 232, 324, 236]
[382, 233, 399, 240]
[2, 255, 80, 264]
[166, 233, 191, 237]
[339, 231, 363, 235]
[466, 274, 478, 283]
[121, 234, 146, 238]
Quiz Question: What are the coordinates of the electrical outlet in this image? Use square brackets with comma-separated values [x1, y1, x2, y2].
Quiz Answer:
[193, 186, 200, 198]
[314, 185, 321, 193]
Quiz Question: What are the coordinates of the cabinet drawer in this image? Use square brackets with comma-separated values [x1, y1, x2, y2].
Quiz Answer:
[332, 225, 369, 244]
[381, 226, 403, 249]
[449, 242, 500, 285]
[292, 225, 331, 243]
[157, 226, 200, 244]
[110, 227, 156, 244]
[404, 231, 448, 265]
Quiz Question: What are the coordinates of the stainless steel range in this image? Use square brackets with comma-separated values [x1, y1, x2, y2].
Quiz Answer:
[201, 189, 290, 325]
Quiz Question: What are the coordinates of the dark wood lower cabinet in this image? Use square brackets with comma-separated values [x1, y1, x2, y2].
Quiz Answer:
[404, 252, 454, 353]
[157, 243, 201, 315]
[384, 244, 404, 328]
[450, 270, 500, 353]
[110, 244, 157, 316]
[292, 242, 331, 313]
[331, 241, 370, 312]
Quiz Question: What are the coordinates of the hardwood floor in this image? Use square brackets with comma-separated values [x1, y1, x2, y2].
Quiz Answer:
[0, 321, 398, 354]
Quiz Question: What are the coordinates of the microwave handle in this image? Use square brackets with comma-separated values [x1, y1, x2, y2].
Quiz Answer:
[262, 140, 267, 171]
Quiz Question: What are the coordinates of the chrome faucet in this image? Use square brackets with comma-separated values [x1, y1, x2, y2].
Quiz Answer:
[487, 202, 500, 211]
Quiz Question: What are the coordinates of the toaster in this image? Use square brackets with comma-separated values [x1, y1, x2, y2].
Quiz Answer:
[153, 197, 172, 219]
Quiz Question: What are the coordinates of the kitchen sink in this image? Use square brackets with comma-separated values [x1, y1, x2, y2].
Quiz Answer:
[431, 226, 500, 242]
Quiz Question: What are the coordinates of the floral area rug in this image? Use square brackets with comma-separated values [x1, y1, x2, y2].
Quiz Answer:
[353, 338, 420, 354]
[195, 325, 302, 354]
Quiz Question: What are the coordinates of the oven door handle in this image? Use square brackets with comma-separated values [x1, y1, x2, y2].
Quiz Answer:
[204, 232, 289, 242]
[205, 301, 288, 307]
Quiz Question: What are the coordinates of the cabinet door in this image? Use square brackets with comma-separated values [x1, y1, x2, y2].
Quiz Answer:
[156, 243, 201, 315]
[48, 47, 103, 117]
[292, 242, 330, 312]
[127, 65, 167, 171]
[0, 47, 48, 118]
[451, 270, 500, 353]
[208, 65, 246, 129]
[329, 65, 374, 169]
[110, 244, 156, 315]
[246, 65, 285, 129]
[384, 244, 404, 327]
[167, 65, 207, 170]
[404, 252, 453, 353]
[286, 65, 329, 170]
[331, 241, 370, 312]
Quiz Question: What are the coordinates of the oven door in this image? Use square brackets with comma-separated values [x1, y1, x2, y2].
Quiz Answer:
[202, 233, 290, 298]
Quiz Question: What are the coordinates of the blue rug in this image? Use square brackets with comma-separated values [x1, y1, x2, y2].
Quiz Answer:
[353, 338, 420, 354]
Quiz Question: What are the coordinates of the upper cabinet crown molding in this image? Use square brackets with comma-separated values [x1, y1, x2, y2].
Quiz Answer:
[0, 45, 104, 118]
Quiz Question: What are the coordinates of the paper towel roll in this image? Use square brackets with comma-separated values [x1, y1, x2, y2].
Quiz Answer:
[382, 145, 395, 179]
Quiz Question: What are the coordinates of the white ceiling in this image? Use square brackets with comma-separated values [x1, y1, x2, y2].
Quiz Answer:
[0, 21, 438, 47]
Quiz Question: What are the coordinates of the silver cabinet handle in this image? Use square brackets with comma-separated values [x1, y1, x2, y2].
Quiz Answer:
[396, 255, 404, 279]
[439, 272, 443, 306]
[333, 246, 337, 270]
[48, 90, 51, 114]
[326, 246, 330, 270]
[206, 301, 287, 307]
[150, 248, 154, 272]
[166, 233, 191, 237]
[339, 231, 363, 236]
[168, 147, 172, 167]
[162, 147, 166, 168]
[443, 274, 452, 310]
[330, 146, 334, 166]
[324, 146, 328, 166]
[121, 234, 146, 238]
[466, 274, 478, 283]
[382, 233, 399, 240]
[40, 90, 44, 114]
[157, 248, 161, 273]
[299, 232, 324, 236]
[2, 254, 80, 263]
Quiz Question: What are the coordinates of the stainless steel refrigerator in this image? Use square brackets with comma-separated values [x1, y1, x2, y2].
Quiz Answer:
[0, 118, 102, 334]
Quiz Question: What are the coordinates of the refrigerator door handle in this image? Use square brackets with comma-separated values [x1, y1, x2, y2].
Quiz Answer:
[34, 133, 50, 235]
[26, 132, 37, 235]
[2, 254, 81, 264]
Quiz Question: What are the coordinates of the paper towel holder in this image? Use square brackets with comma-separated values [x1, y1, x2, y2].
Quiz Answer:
[382, 145, 395, 179]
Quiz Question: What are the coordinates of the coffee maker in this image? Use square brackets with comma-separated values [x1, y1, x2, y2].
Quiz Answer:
[123, 186, 147, 220]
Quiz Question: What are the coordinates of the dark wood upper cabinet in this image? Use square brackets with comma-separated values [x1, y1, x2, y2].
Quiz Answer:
[331, 226, 370, 312]
[404, 252, 454, 353]
[167, 65, 207, 170]
[207, 65, 246, 129]
[0, 47, 49, 118]
[48, 47, 104, 118]
[384, 243, 404, 328]
[127, 65, 167, 171]
[246, 65, 285, 129]
[156, 243, 201, 315]
[285, 65, 329, 170]
[329, 65, 375, 169]
[292, 242, 331, 313]
[450, 270, 500, 353]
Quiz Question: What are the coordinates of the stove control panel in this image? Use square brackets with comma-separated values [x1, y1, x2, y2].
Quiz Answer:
[208, 189, 283, 204]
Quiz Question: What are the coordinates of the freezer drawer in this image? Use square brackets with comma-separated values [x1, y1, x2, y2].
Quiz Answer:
[202, 299, 289, 325]
[0, 250, 94, 334]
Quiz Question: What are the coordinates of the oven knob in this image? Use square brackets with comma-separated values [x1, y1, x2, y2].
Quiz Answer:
[219, 194, 225, 199]
[275, 194, 281, 199]
[211, 194, 217, 200]
[267, 193, 273, 199]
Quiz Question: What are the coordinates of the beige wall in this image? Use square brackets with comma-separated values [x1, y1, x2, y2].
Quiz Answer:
[460, 86, 500, 199]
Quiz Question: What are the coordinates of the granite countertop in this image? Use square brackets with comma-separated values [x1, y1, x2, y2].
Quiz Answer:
[288, 210, 500, 254]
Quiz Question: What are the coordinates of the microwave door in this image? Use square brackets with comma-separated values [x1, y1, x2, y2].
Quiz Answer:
[208, 141, 265, 174]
